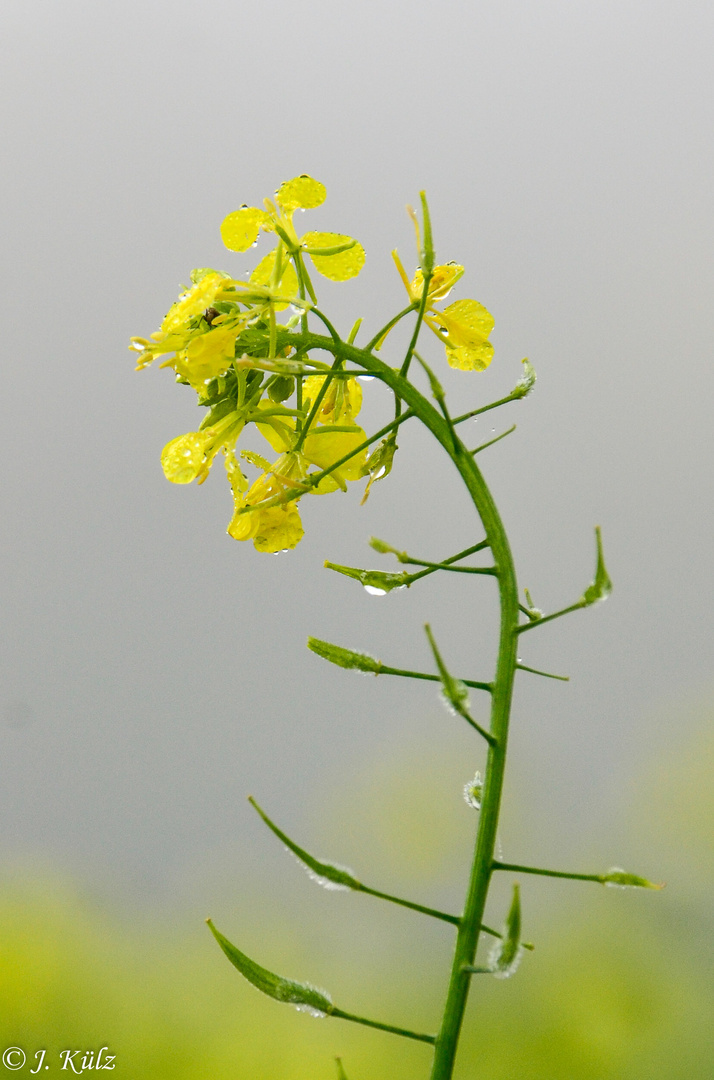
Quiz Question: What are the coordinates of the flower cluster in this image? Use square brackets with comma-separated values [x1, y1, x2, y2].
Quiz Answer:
[131, 176, 495, 552]
[130, 175, 367, 553]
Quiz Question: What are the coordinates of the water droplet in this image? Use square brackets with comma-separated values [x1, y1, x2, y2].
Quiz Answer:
[305, 867, 351, 892]
[604, 866, 630, 888]
[294, 1004, 327, 1018]
[364, 585, 387, 596]
[358, 374, 375, 382]
[464, 771, 483, 809]
[488, 939, 524, 980]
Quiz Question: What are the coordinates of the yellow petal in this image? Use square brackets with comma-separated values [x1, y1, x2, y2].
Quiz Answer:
[174, 324, 238, 386]
[438, 298, 494, 347]
[302, 375, 362, 423]
[161, 273, 226, 334]
[301, 231, 365, 281]
[161, 432, 211, 484]
[252, 504, 304, 552]
[275, 175, 326, 214]
[224, 450, 248, 495]
[411, 262, 464, 302]
[445, 340, 494, 372]
[249, 249, 299, 308]
[303, 428, 367, 480]
[220, 206, 273, 252]
[254, 401, 296, 453]
[227, 499, 259, 541]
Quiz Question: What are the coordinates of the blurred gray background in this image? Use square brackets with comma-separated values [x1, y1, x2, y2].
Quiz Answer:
[0, 0, 711, 916]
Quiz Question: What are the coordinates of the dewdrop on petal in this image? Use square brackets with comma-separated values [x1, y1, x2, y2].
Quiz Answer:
[464, 771, 483, 810]
[161, 432, 212, 484]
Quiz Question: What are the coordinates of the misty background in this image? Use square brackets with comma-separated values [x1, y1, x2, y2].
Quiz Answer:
[0, 1, 712, 1076]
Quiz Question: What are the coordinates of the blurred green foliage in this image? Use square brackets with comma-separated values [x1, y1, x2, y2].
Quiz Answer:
[1, 715, 713, 1079]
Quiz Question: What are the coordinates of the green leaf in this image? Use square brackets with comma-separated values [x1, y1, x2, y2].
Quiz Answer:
[324, 562, 410, 594]
[488, 884, 524, 979]
[206, 920, 333, 1015]
[307, 637, 382, 674]
[581, 526, 612, 606]
[603, 868, 664, 890]
[512, 357, 536, 399]
[249, 796, 362, 891]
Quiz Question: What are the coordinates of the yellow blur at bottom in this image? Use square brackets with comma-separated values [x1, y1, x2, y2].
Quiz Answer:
[1, 721, 713, 1080]
[0, 871, 708, 1080]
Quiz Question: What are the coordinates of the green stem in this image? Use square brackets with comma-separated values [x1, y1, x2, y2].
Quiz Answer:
[287, 332, 520, 1080]
[356, 884, 460, 926]
[516, 662, 569, 682]
[493, 861, 608, 884]
[385, 540, 490, 566]
[364, 303, 417, 352]
[407, 565, 497, 585]
[400, 274, 432, 377]
[453, 393, 519, 425]
[293, 357, 344, 453]
[367, 664, 492, 693]
[481, 923, 535, 951]
[409, 561, 496, 574]
[471, 424, 516, 455]
[329, 1008, 435, 1045]
[516, 601, 585, 633]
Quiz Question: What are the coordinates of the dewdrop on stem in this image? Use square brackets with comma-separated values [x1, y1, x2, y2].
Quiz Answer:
[464, 771, 483, 810]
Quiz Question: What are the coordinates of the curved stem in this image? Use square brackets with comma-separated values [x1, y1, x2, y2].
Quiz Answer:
[289, 332, 520, 1080]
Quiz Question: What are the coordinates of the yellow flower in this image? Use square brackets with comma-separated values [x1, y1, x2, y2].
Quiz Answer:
[301, 374, 362, 425]
[161, 413, 244, 486]
[253, 396, 367, 494]
[161, 271, 228, 335]
[220, 175, 366, 283]
[301, 428, 367, 492]
[172, 322, 243, 388]
[227, 453, 306, 553]
[393, 254, 495, 372]
[130, 268, 305, 389]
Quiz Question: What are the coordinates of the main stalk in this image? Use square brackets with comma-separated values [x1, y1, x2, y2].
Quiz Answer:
[296, 335, 521, 1079]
